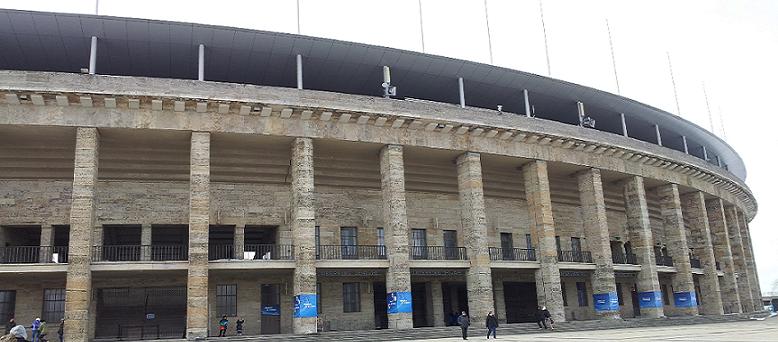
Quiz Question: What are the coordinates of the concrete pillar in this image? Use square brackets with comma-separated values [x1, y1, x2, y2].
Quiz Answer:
[622, 176, 664, 317]
[738, 214, 762, 312]
[379, 145, 413, 329]
[456, 152, 494, 323]
[296, 54, 303, 90]
[291, 138, 317, 334]
[656, 184, 698, 316]
[198, 44, 205, 81]
[681, 192, 723, 315]
[64, 127, 99, 342]
[458, 77, 466, 108]
[430, 280, 444, 327]
[39, 224, 54, 262]
[576, 169, 619, 319]
[522, 160, 565, 322]
[234, 224, 245, 260]
[523, 89, 531, 117]
[141, 224, 152, 261]
[493, 280, 506, 323]
[620, 113, 628, 137]
[89, 36, 97, 75]
[705, 199, 740, 313]
[724, 207, 754, 312]
[186, 132, 210, 339]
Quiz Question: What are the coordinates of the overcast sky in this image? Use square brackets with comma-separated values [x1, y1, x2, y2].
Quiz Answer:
[2, 0, 776, 295]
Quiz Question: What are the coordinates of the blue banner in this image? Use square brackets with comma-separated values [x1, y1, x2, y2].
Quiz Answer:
[593, 292, 619, 312]
[387, 291, 413, 314]
[262, 304, 280, 316]
[294, 294, 317, 318]
[638, 291, 663, 308]
[673, 291, 697, 308]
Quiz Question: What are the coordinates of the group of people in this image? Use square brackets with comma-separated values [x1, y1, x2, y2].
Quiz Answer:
[216, 315, 245, 337]
[454, 306, 555, 340]
[3, 317, 64, 342]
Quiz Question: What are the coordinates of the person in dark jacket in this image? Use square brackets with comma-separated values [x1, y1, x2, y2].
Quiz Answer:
[57, 319, 64, 342]
[485, 311, 498, 339]
[456, 311, 470, 340]
[5, 317, 15, 335]
[535, 306, 547, 329]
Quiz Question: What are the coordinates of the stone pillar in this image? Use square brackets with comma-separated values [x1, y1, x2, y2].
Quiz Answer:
[186, 132, 210, 339]
[234, 224, 245, 260]
[456, 152, 494, 323]
[291, 138, 317, 334]
[39, 224, 55, 262]
[622, 176, 664, 317]
[656, 184, 698, 316]
[141, 224, 152, 261]
[492, 280, 506, 323]
[379, 145, 413, 329]
[576, 168, 620, 319]
[523, 160, 565, 322]
[681, 191, 723, 316]
[64, 127, 99, 342]
[724, 207, 753, 312]
[739, 215, 762, 312]
[705, 199, 740, 313]
[430, 280, 444, 327]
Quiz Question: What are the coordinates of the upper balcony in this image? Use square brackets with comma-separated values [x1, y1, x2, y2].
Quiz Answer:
[557, 250, 593, 263]
[612, 252, 638, 265]
[316, 245, 386, 260]
[0, 246, 68, 264]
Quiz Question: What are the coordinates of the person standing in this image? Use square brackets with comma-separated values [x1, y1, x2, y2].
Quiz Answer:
[457, 311, 470, 340]
[217, 315, 229, 337]
[485, 311, 498, 339]
[31, 318, 41, 342]
[57, 319, 64, 342]
[38, 319, 47, 342]
[235, 317, 245, 336]
[5, 317, 15, 335]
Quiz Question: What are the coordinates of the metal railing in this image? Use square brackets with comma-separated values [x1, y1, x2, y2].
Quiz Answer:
[209, 244, 235, 261]
[612, 252, 638, 265]
[488, 247, 536, 261]
[92, 245, 188, 262]
[0, 246, 69, 264]
[316, 245, 386, 260]
[409, 246, 468, 260]
[655, 255, 674, 267]
[690, 257, 702, 269]
[557, 250, 593, 263]
[244, 244, 294, 260]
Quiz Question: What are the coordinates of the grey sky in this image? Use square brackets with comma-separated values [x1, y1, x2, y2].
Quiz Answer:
[2, 0, 776, 294]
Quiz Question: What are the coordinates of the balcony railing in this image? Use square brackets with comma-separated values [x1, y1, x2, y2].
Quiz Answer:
[612, 252, 638, 265]
[557, 250, 593, 263]
[410, 246, 468, 260]
[316, 245, 386, 260]
[0, 246, 68, 264]
[655, 255, 674, 267]
[209, 244, 235, 261]
[689, 257, 702, 269]
[92, 245, 188, 262]
[244, 244, 294, 260]
[488, 247, 536, 261]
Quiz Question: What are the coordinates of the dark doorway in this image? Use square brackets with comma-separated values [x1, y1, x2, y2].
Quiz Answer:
[411, 282, 429, 327]
[373, 282, 388, 329]
[150, 225, 188, 261]
[245, 225, 278, 259]
[631, 284, 641, 317]
[102, 224, 142, 261]
[503, 282, 538, 323]
[500, 233, 514, 260]
[443, 230, 458, 260]
[209, 225, 235, 260]
[442, 282, 468, 325]
[95, 287, 186, 340]
[260, 284, 281, 334]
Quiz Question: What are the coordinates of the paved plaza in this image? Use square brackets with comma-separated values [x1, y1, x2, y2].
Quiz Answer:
[409, 319, 778, 342]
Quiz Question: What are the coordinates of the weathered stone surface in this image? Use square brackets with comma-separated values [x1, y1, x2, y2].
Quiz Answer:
[657, 184, 698, 316]
[291, 137, 317, 334]
[523, 160, 565, 322]
[64, 127, 98, 342]
[724, 207, 754, 312]
[187, 131, 210, 339]
[623, 176, 663, 318]
[456, 152, 494, 323]
[738, 213, 762, 312]
[379, 145, 413, 329]
[705, 198, 740, 314]
[681, 191, 723, 316]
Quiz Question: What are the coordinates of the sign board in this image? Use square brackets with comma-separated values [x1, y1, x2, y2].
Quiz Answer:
[387, 291, 413, 314]
[638, 291, 663, 308]
[673, 291, 697, 308]
[293, 294, 317, 318]
[261, 305, 280, 316]
[593, 292, 619, 312]
[145, 313, 155, 320]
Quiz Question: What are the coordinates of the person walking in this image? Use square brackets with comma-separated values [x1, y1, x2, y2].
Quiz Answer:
[5, 318, 14, 335]
[485, 311, 498, 339]
[541, 306, 554, 330]
[31, 318, 41, 342]
[235, 317, 245, 336]
[535, 306, 547, 329]
[57, 319, 64, 342]
[217, 315, 229, 337]
[457, 311, 470, 340]
[38, 320, 47, 342]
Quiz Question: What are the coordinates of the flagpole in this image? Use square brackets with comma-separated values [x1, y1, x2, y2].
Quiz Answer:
[418, 0, 426, 53]
[606, 19, 620, 94]
[484, 0, 494, 64]
[702, 82, 715, 133]
[296, 0, 301, 34]
[539, 0, 551, 76]
[667, 52, 681, 116]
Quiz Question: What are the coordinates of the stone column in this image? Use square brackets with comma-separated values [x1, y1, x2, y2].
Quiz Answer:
[576, 168, 620, 319]
[492, 279, 506, 323]
[141, 224, 152, 261]
[623, 176, 664, 317]
[234, 224, 245, 260]
[523, 160, 565, 322]
[291, 138, 317, 334]
[738, 214, 761, 312]
[656, 184, 698, 316]
[456, 152, 494, 323]
[379, 145, 413, 329]
[186, 132, 210, 339]
[705, 199, 740, 313]
[39, 224, 55, 262]
[681, 191, 723, 316]
[64, 127, 99, 342]
[430, 280, 444, 327]
[725, 207, 753, 312]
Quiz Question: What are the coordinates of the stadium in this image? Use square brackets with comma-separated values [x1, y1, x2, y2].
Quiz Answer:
[0, 8, 762, 341]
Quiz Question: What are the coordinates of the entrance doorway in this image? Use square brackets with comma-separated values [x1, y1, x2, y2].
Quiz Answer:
[260, 284, 281, 334]
[503, 282, 538, 323]
[630, 284, 641, 317]
[95, 287, 186, 340]
[442, 282, 468, 325]
[372, 282, 388, 329]
[411, 282, 429, 327]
